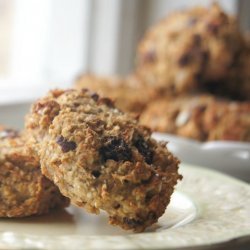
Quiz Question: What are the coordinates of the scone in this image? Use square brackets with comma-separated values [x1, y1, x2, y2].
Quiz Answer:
[74, 74, 156, 114]
[136, 3, 245, 97]
[140, 95, 250, 142]
[140, 95, 214, 141]
[204, 101, 250, 141]
[25, 89, 181, 232]
[223, 42, 250, 100]
[0, 126, 69, 217]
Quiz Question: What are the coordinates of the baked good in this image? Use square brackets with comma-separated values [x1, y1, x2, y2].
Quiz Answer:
[140, 95, 250, 142]
[25, 89, 181, 232]
[223, 41, 250, 100]
[74, 74, 156, 114]
[0, 126, 69, 217]
[136, 3, 245, 98]
[204, 101, 250, 141]
[140, 95, 213, 141]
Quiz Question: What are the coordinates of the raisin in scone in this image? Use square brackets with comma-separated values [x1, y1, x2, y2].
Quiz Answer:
[25, 89, 181, 232]
[140, 95, 250, 142]
[0, 126, 69, 217]
[136, 4, 245, 97]
[74, 74, 156, 114]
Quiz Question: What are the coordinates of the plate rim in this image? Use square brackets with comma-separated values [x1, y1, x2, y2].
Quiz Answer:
[153, 132, 250, 148]
[0, 163, 250, 250]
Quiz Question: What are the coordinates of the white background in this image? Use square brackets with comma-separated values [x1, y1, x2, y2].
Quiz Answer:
[0, 0, 249, 103]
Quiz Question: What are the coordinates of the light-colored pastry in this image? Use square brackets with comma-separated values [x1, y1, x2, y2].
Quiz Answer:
[74, 74, 156, 114]
[0, 126, 69, 217]
[140, 95, 250, 142]
[25, 89, 181, 232]
[136, 4, 245, 97]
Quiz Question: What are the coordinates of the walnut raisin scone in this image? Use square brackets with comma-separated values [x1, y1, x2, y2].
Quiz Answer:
[140, 95, 250, 142]
[25, 89, 181, 232]
[0, 126, 69, 217]
[140, 95, 214, 141]
[74, 74, 156, 114]
[204, 101, 250, 141]
[136, 3, 244, 97]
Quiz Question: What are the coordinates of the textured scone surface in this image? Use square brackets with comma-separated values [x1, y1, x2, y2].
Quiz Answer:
[204, 101, 250, 141]
[140, 95, 250, 142]
[74, 74, 156, 114]
[26, 89, 181, 232]
[0, 126, 69, 217]
[224, 42, 250, 100]
[136, 3, 244, 96]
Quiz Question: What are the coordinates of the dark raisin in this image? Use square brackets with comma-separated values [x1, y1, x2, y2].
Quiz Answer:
[141, 178, 151, 185]
[201, 51, 209, 65]
[56, 136, 77, 153]
[207, 23, 219, 34]
[133, 135, 154, 164]
[91, 170, 101, 178]
[81, 88, 89, 93]
[170, 84, 176, 93]
[202, 80, 221, 93]
[196, 105, 207, 113]
[113, 203, 120, 209]
[193, 34, 201, 46]
[73, 102, 81, 108]
[98, 98, 114, 107]
[178, 53, 191, 66]
[86, 119, 106, 133]
[143, 49, 157, 63]
[194, 72, 203, 82]
[99, 137, 132, 162]
[91, 93, 99, 101]
[229, 50, 241, 68]
[145, 190, 155, 203]
[148, 211, 157, 221]
[123, 217, 143, 227]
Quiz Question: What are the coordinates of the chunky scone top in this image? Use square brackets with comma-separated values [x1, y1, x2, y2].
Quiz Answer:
[140, 95, 250, 142]
[0, 126, 69, 217]
[74, 74, 157, 114]
[25, 89, 181, 232]
[136, 3, 245, 97]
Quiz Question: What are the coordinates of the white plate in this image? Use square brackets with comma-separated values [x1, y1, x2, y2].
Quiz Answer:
[0, 164, 249, 250]
[153, 133, 250, 182]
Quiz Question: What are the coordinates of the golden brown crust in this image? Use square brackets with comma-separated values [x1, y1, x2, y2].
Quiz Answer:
[25, 89, 181, 232]
[136, 4, 246, 99]
[0, 126, 69, 217]
[140, 95, 250, 142]
[204, 101, 250, 141]
[74, 74, 157, 114]
[222, 42, 250, 100]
